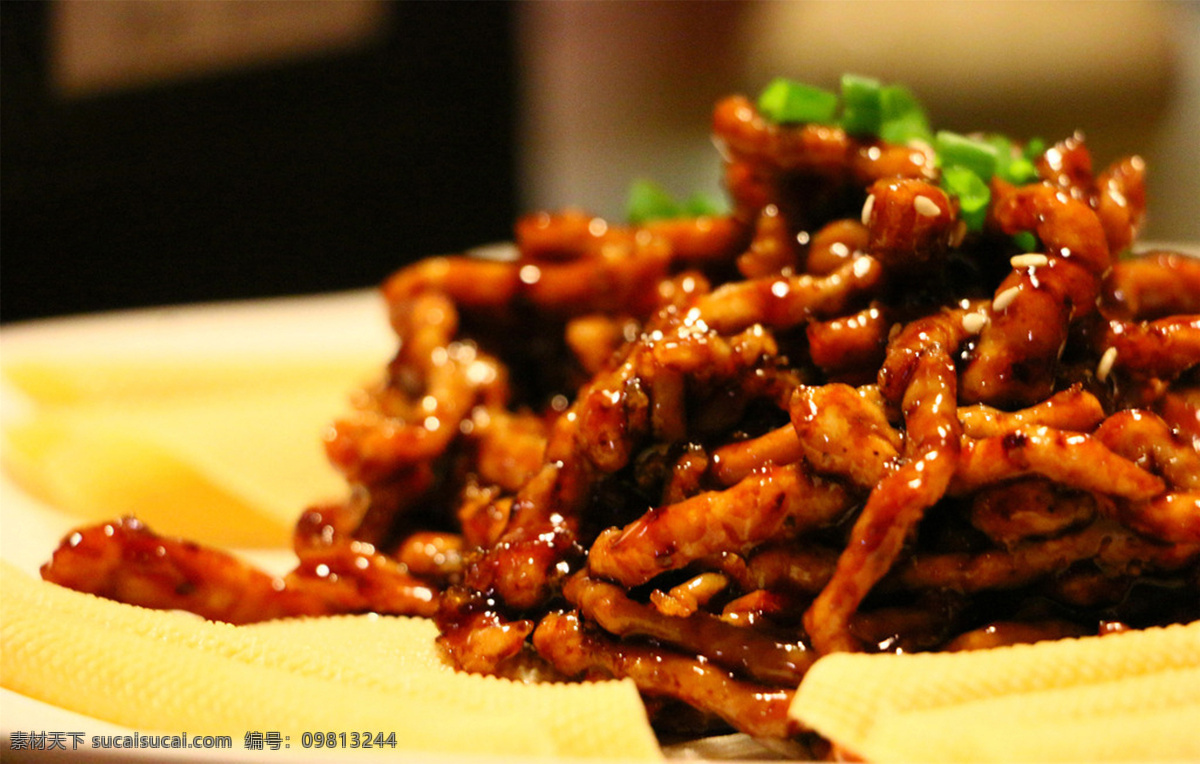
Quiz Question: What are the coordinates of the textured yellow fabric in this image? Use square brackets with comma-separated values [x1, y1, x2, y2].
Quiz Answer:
[2, 356, 377, 547]
[0, 562, 661, 759]
[790, 621, 1200, 762]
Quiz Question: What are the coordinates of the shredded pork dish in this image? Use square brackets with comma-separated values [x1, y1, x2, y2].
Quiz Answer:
[40, 76, 1200, 744]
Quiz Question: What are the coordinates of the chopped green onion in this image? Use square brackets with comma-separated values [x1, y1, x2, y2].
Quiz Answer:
[626, 179, 680, 224]
[681, 192, 725, 218]
[984, 134, 1013, 164]
[757, 77, 839, 125]
[751, 73, 1044, 206]
[878, 84, 932, 144]
[880, 114, 933, 146]
[982, 134, 1040, 185]
[755, 75, 933, 143]
[1002, 156, 1039, 185]
[997, 137, 1044, 185]
[940, 165, 991, 232]
[745, 73, 1061, 235]
[626, 180, 725, 224]
[1012, 230, 1039, 252]
[839, 73, 884, 136]
[880, 84, 924, 121]
[935, 131, 999, 182]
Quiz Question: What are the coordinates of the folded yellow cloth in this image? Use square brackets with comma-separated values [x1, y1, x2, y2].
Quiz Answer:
[1, 562, 661, 759]
[790, 620, 1200, 762]
[2, 356, 379, 547]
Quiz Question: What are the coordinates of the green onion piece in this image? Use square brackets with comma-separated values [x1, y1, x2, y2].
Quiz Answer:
[757, 77, 839, 125]
[878, 84, 932, 144]
[682, 192, 725, 218]
[1002, 156, 1039, 185]
[627, 179, 680, 224]
[940, 165, 991, 232]
[839, 73, 884, 136]
[984, 134, 1013, 164]
[1023, 137, 1046, 160]
[935, 130, 999, 182]
[880, 84, 925, 122]
[1012, 230, 1039, 252]
[983, 134, 1040, 185]
[880, 114, 933, 145]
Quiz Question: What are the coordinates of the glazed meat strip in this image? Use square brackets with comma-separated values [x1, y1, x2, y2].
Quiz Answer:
[39, 76, 1200, 745]
[960, 180, 1112, 408]
[41, 515, 441, 623]
[532, 610, 800, 740]
[1103, 251, 1200, 321]
[804, 308, 968, 654]
[562, 573, 815, 687]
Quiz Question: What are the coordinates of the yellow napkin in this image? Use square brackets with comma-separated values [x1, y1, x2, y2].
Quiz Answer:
[2, 356, 378, 547]
[1, 562, 661, 759]
[790, 621, 1200, 762]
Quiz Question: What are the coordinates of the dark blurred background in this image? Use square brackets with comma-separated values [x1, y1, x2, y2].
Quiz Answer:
[3, 1, 1198, 325]
[2, 1, 517, 323]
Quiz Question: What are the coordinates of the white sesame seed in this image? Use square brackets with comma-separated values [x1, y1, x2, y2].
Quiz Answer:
[1010, 253, 1050, 269]
[913, 195, 940, 218]
[992, 285, 1021, 312]
[1096, 346, 1118, 383]
[888, 322, 903, 341]
[961, 312, 988, 335]
[861, 194, 875, 226]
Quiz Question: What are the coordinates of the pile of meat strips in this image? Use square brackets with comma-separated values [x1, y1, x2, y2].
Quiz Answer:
[44, 82, 1200, 742]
